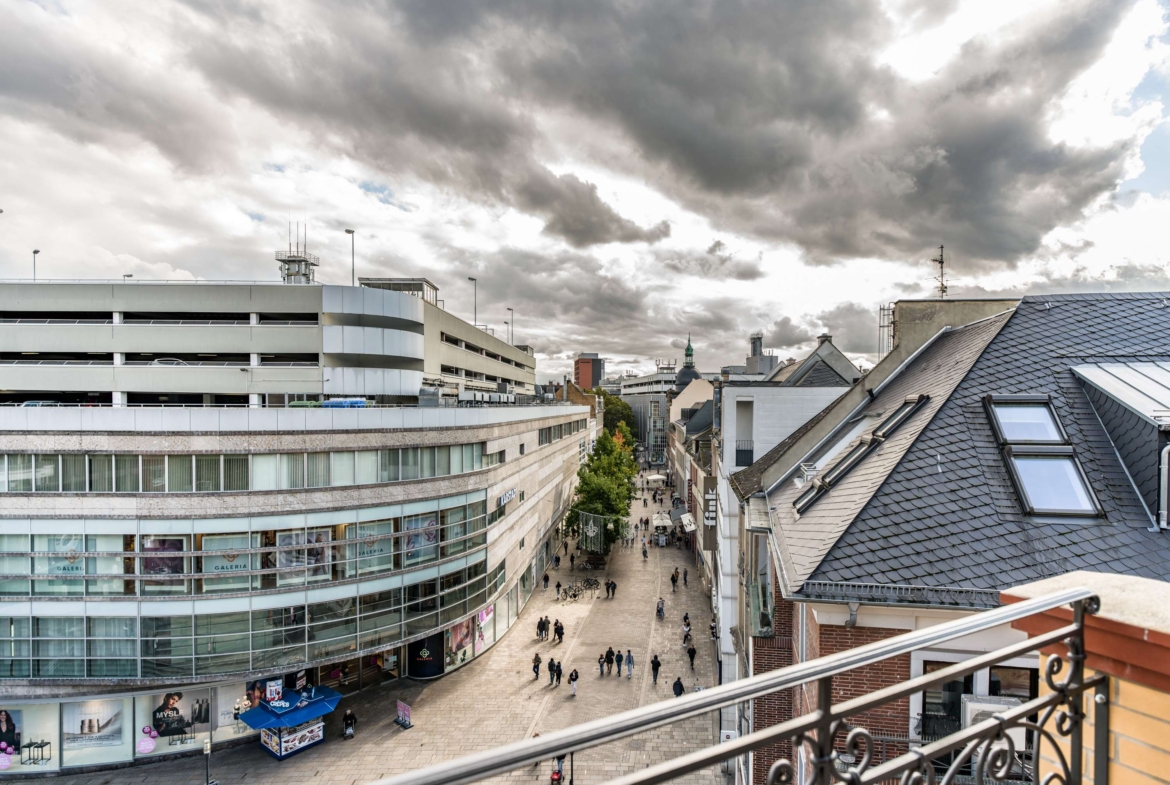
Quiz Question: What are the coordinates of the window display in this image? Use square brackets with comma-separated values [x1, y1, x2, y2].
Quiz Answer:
[445, 618, 474, 672]
[201, 534, 253, 592]
[403, 514, 438, 566]
[211, 684, 259, 743]
[61, 698, 132, 767]
[474, 604, 496, 656]
[0, 703, 59, 772]
[133, 690, 210, 757]
[277, 529, 332, 586]
[141, 536, 188, 594]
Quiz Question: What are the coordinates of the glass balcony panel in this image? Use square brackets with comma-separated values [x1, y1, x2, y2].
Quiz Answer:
[141, 658, 194, 678]
[308, 637, 357, 660]
[35, 658, 84, 677]
[88, 659, 137, 678]
[196, 652, 251, 675]
[252, 645, 306, 669]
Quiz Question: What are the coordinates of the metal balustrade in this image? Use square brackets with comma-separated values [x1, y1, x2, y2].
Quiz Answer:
[372, 587, 1106, 785]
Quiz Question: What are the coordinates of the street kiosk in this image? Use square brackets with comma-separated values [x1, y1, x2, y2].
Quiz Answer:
[239, 682, 343, 760]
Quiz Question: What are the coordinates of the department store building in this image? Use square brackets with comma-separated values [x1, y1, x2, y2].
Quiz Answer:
[0, 267, 594, 773]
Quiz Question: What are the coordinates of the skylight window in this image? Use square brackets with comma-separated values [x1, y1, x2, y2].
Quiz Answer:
[793, 394, 929, 515]
[984, 395, 1101, 517]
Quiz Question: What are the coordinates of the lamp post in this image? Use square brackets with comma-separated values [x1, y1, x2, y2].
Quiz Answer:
[468, 277, 477, 328]
[506, 307, 514, 344]
[32, 249, 39, 281]
[123, 274, 133, 283]
[344, 229, 355, 286]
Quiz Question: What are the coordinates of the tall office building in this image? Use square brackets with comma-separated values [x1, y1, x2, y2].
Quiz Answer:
[0, 268, 595, 775]
[572, 353, 604, 390]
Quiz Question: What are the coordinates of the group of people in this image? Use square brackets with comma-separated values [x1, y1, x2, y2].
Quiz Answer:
[598, 646, 636, 678]
[604, 578, 618, 598]
[669, 566, 688, 591]
[536, 615, 565, 644]
[534, 653, 580, 694]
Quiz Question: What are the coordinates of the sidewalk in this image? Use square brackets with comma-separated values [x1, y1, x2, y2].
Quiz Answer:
[49, 496, 722, 785]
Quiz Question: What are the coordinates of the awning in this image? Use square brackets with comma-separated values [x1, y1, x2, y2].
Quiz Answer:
[646, 474, 666, 482]
[239, 685, 344, 730]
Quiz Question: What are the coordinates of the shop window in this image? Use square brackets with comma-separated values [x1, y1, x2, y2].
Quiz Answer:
[141, 535, 190, 595]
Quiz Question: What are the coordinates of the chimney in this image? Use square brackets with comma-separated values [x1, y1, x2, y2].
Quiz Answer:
[817, 334, 832, 346]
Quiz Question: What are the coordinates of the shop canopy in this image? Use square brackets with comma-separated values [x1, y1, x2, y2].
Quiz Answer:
[646, 474, 667, 483]
[239, 685, 343, 730]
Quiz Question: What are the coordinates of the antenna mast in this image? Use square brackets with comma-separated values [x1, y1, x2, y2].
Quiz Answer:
[932, 244, 947, 299]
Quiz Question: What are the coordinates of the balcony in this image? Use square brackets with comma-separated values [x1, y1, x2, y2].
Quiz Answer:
[373, 571, 1170, 785]
[735, 439, 754, 466]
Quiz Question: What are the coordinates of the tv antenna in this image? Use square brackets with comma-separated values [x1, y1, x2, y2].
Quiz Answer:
[932, 244, 947, 299]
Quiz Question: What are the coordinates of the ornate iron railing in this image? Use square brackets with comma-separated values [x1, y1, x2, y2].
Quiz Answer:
[371, 587, 1107, 785]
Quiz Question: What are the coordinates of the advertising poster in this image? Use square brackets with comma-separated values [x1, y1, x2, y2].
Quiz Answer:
[142, 536, 186, 578]
[276, 529, 332, 586]
[261, 728, 281, 756]
[62, 700, 123, 748]
[61, 698, 133, 768]
[39, 534, 85, 576]
[305, 529, 332, 583]
[280, 721, 323, 756]
[133, 690, 211, 758]
[357, 520, 395, 574]
[474, 604, 496, 655]
[0, 704, 59, 772]
[403, 514, 439, 565]
[212, 684, 259, 743]
[201, 534, 252, 592]
[445, 618, 474, 672]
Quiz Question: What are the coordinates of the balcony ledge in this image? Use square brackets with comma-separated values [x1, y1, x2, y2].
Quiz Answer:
[1003, 570, 1170, 692]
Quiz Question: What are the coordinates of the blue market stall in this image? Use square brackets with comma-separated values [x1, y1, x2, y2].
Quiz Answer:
[239, 685, 343, 759]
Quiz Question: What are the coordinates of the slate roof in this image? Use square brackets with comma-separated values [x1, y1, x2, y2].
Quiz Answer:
[767, 312, 1011, 594]
[794, 292, 1170, 600]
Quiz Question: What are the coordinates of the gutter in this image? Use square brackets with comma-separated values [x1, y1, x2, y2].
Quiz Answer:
[759, 324, 954, 498]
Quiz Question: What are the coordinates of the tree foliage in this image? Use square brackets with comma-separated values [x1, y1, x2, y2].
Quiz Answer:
[565, 425, 637, 553]
[592, 388, 638, 440]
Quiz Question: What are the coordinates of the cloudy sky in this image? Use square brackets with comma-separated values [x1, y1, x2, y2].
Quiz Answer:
[2, 0, 1170, 381]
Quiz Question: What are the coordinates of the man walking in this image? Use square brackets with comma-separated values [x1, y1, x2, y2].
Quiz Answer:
[673, 677, 685, 698]
[687, 643, 697, 670]
[651, 655, 661, 685]
[710, 618, 717, 640]
[555, 620, 564, 644]
[598, 654, 605, 677]
[536, 617, 544, 641]
[544, 616, 551, 641]
[555, 661, 563, 687]
[543, 573, 550, 591]
[533, 653, 542, 680]
[548, 657, 557, 685]
[555, 581, 562, 600]
[610, 579, 618, 599]
[605, 647, 615, 675]
[670, 572, 678, 592]
[570, 553, 575, 570]
[683, 568, 688, 587]
[615, 649, 624, 677]
[626, 649, 635, 679]
[569, 669, 579, 696]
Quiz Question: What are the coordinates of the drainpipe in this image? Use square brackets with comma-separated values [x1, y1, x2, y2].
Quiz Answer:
[1160, 444, 1170, 530]
[845, 602, 860, 628]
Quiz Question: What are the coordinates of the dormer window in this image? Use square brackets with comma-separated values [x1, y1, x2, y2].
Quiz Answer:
[984, 395, 1101, 517]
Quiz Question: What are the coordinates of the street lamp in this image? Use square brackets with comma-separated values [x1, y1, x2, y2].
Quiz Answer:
[32, 249, 39, 281]
[468, 277, 477, 328]
[344, 229, 355, 286]
[506, 307, 514, 344]
[123, 274, 133, 283]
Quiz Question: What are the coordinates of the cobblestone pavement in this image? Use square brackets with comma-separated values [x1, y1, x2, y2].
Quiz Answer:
[49, 493, 724, 785]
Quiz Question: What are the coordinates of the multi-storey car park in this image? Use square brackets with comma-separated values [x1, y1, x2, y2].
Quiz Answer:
[0, 258, 597, 774]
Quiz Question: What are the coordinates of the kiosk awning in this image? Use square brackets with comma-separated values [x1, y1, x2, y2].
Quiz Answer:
[240, 685, 343, 730]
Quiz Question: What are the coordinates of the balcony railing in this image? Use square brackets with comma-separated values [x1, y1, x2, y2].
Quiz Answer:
[373, 586, 1106, 785]
[736, 439, 754, 466]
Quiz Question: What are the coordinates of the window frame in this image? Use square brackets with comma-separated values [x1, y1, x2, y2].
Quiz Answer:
[983, 395, 1102, 518]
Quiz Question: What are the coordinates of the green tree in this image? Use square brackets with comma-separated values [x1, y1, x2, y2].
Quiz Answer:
[565, 426, 638, 553]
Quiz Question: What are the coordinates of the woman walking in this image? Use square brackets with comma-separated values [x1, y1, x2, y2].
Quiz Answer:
[569, 669, 579, 696]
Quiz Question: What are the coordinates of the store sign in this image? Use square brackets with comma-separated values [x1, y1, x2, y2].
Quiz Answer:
[396, 701, 413, 729]
[498, 488, 517, 507]
[295, 670, 307, 690]
[204, 550, 248, 573]
[265, 679, 283, 703]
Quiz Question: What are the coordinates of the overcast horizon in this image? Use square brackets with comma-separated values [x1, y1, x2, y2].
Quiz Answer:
[3, 0, 1170, 383]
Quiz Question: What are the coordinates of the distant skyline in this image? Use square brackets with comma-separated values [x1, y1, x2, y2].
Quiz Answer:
[3, 0, 1170, 381]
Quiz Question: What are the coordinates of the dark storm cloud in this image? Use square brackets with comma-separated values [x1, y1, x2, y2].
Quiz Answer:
[766, 316, 817, 349]
[816, 302, 878, 354]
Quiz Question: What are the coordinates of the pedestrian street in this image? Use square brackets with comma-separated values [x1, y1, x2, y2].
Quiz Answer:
[49, 499, 724, 785]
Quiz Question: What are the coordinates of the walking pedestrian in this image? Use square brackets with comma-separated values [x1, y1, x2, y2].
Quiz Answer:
[673, 677, 685, 698]
[536, 617, 545, 641]
[570, 554, 575, 570]
[687, 644, 697, 670]
[544, 616, 551, 641]
[543, 573, 550, 591]
[555, 661, 563, 687]
[615, 649, 624, 677]
[626, 649, 635, 679]
[610, 580, 618, 598]
[683, 612, 690, 627]
[569, 669, 579, 696]
[651, 655, 661, 684]
[683, 568, 688, 586]
[548, 657, 557, 685]
[598, 654, 605, 677]
[670, 573, 678, 592]
[554, 554, 561, 570]
[555, 620, 565, 644]
[642, 545, 648, 560]
[605, 647, 615, 674]
[564, 541, 569, 555]
[555, 581, 562, 600]
[533, 653, 542, 680]
[710, 618, 718, 640]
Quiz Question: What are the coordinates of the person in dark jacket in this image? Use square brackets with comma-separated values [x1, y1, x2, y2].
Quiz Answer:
[152, 692, 191, 737]
[650, 655, 661, 684]
[598, 653, 605, 677]
[687, 644, 697, 670]
[555, 661, 563, 687]
[672, 677, 685, 698]
[342, 709, 357, 738]
[605, 647, 615, 674]
[615, 649, 624, 677]
[533, 653, 542, 680]
[548, 657, 557, 685]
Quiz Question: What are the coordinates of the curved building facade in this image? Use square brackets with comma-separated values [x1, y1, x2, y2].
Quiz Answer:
[0, 280, 586, 774]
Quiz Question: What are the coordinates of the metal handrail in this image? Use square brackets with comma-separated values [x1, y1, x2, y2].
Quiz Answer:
[373, 587, 1095, 785]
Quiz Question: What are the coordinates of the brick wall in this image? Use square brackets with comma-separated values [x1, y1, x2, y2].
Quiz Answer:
[751, 601, 910, 783]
